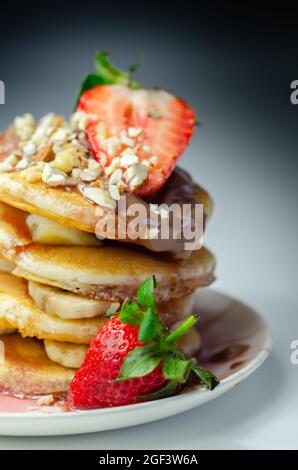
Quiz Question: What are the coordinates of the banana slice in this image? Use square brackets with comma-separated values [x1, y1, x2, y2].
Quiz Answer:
[0, 272, 106, 344]
[44, 340, 87, 369]
[26, 213, 102, 247]
[28, 281, 120, 320]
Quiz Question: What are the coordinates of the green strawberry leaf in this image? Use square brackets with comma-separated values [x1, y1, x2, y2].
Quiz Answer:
[120, 301, 143, 325]
[163, 357, 192, 383]
[165, 315, 199, 344]
[137, 276, 157, 313]
[127, 58, 142, 75]
[76, 51, 141, 105]
[123, 342, 157, 360]
[117, 343, 161, 381]
[76, 74, 105, 105]
[95, 51, 140, 89]
[138, 307, 158, 343]
[191, 364, 219, 391]
[139, 380, 179, 401]
[109, 275, 220, 393]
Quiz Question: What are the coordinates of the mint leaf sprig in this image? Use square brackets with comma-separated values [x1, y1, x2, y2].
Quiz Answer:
[106, 276, 219, 396]
[77, 51, 140, 104]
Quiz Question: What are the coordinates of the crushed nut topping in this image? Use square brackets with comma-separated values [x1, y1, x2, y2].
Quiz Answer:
[37, 394, 55, 406]
[124, 163, 148, 189]
[82, 186, 116, 210]
[41, 163, 66, 186]
[120, 152, 139, 168]
[108, 184, 121, 201]
[1, 111, 156, 208]
[80, 159, 101, 182]
[14, 113, 36, 141]
[127, 127, 142, 138]
[16, 157, 29, 170]
[21, 163, 44, 183]
[109, 168, 123, 185]
[93, 122, 160, 192]
[0, 161, 14, 172]
[3, 112, 94, 186]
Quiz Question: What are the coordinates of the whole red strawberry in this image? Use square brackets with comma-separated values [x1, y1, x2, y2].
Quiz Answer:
[66, 315, 167, 409]
[66, 277, 218, 410]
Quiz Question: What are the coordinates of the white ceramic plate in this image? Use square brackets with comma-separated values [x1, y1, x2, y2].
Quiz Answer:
[0, 289, 272, 436]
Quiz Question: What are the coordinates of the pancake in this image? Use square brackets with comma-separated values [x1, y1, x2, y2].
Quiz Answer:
[0, 318, 16, 335]
[0, 271, 196, 342]
[0, 255, 16, 335]
[0, 126, 19, 159]
[0, 200, 102, 249]
[0, 256, 15, 273]
[6, 244, 215, 302]
[0, 272, 106, 344]
[0, 169, 212, 256]
[0, 201, 31, 249]
[27, 280, 194, 322]
[0, 334, 74, 395]
[0, 200, 215, 302]
[0, 126, 213, 255]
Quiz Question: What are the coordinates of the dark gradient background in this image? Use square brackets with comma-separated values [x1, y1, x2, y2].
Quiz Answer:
[0, 2, 296, 298]
[0, 1, 297, 449]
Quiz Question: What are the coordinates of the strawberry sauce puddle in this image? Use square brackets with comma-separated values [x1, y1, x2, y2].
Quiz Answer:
[0, 343, 245, 414]
[0, 393, 65, 414]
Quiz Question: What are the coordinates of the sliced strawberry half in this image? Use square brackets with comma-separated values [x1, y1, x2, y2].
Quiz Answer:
[78, 85, 196, 196]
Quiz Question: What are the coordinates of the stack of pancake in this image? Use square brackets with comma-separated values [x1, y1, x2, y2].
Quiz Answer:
[0, 122, 215, 397]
